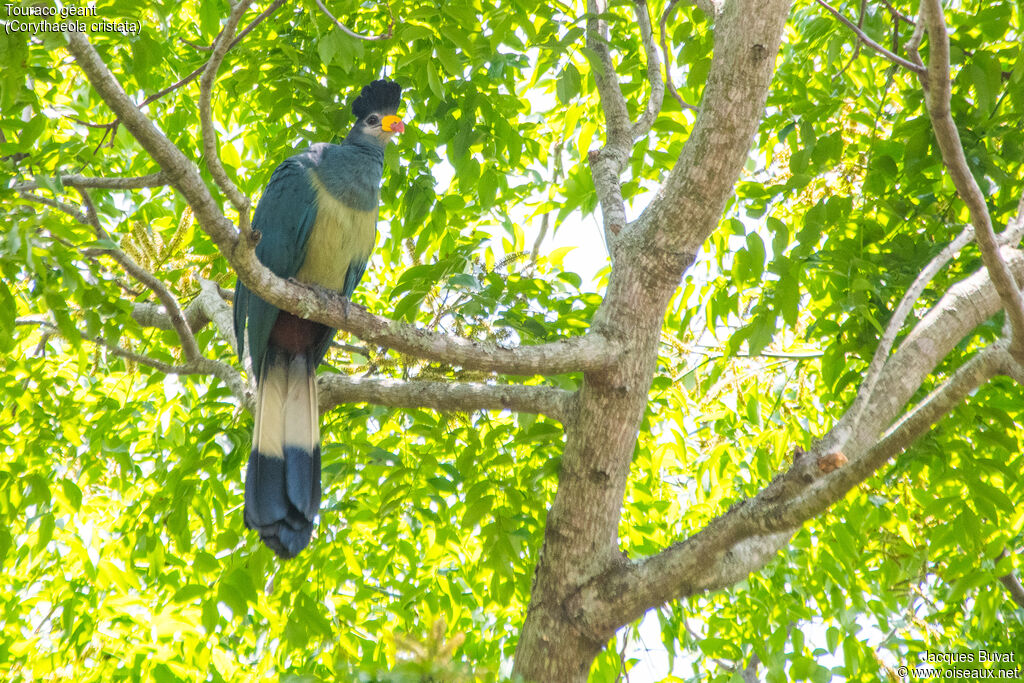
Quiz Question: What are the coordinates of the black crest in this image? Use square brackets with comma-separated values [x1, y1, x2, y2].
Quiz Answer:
[351, 79, 402, 120]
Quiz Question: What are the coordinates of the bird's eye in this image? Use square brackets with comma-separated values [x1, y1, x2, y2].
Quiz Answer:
[366, 115, 380, 126]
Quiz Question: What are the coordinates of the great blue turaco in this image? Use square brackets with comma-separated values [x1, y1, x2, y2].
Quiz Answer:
[233, 79, 404, 558]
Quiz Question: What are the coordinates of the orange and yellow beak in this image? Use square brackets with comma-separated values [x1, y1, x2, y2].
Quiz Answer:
[381, 115, 405, 134]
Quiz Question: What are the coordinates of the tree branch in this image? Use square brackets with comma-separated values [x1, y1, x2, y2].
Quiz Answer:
[66, 29, 623, 378]
[76, 188, 202, 362]
[129, 280, 233, 337]
[131, 278, 238, 348]
[65, 31, 240, 249]
[658, 0, 697, 112]
[568, 242, 1024, 642]
[16, 191, 89, 223]
[585, 0, 672, 249]
[301, 291, 622, 374]
[18, 317, 246, 403]
[587, 0, 632, 247]
[19, 186, 205, 364]
[197, 277, 239, 354]
[830, 248, 1024, 463]
[845, 224, 974, 436]
[513, 3, 797, 671]
[813, 0, 926, 74]
[849, 191, 1024, 437]
[123, 277, 574, 421]
[632, 0, 790, 259]
[313, 0, 395, 41]
[630, 0, 666, 140]
[573, 340, 1005, 641]
[878, 0, 915, 25]
[93, 0, 287, 137]
[125, 276, 578, 418]
[199, 0, 252, 221]
[997, 549, 1024, 608]
[913, 0, 1024, 360]
[319, 376, 573, 423]
[12, 172, 168, 192]
[906, 3, 926, 55]
[587, 0, 631, 146]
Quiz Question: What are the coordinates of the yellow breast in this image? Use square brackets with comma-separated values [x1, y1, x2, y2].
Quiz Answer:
[296, 174, 377, 292]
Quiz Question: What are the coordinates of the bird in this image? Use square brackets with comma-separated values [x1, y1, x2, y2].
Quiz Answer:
[233, 79, 404, 558]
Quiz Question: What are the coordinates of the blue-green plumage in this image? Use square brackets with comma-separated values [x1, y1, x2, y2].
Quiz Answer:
[234, 79, 403, 558]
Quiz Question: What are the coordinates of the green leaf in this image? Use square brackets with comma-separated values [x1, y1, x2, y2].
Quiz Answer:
[172, 584, 209, 603]
[18, 114, 45, 148]
[556, 63, 582, 104]
[0, 281, 15, 353]
[448, 273, 481, 290]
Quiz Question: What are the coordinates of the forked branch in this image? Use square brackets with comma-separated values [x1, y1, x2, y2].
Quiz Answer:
[912, 0, 1024, 361]
[814, 0, 925, 73]
[199, 0, 253, 220]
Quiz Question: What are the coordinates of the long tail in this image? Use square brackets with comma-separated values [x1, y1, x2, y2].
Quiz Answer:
[244, 347, 321, 558]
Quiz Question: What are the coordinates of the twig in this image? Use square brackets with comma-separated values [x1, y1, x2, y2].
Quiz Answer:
[13, 172, 167, 192]
[997, 549, 1024, 608]
[15, 318, 53, 328]
[831, 0, 864, 81]
[91, 0, 288, 138]
[199, 0, 253, 221]
[530, 141, 564, 269]
[906, 3, 926, 55]
[878, 0, 916, 25]
[586, 0, 631, 246]
[313, 0, 395, 41]
[844, 224, 974, 435]
[145, 0, 286, 109]
[630, 0, 666, 140]
[814, 0, 926, 74]
[913, 0, 1024, 361]
[18, 316, 245, 400]
[196, 277, 239, 355]
[64, 116, 118, 130]
[587, 0, 631, 146]
[318, 375, 573, 424]
[1003, 193, 1024, 246]
[76, 187, 202, 362]
[181, 39, 215, 52]
[613, 627, 630, 683]
[658, 0, 697, 112]
[16, 192, 88, 224]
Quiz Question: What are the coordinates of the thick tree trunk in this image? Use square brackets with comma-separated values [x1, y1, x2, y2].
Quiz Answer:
[512, 0, 794, 677]
[513, 245, 678, 680]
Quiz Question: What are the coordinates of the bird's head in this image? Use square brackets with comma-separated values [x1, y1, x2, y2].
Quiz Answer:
[348, 79, 405, 147]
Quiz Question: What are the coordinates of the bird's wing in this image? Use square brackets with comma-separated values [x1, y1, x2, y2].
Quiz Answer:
[235, 155, 319, 378]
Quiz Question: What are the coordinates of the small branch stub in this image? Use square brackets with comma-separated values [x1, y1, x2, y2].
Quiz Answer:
[816, 451, 848, 474]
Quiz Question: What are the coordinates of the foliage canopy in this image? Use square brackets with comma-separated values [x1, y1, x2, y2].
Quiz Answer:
[1, 0, 1023, 680]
